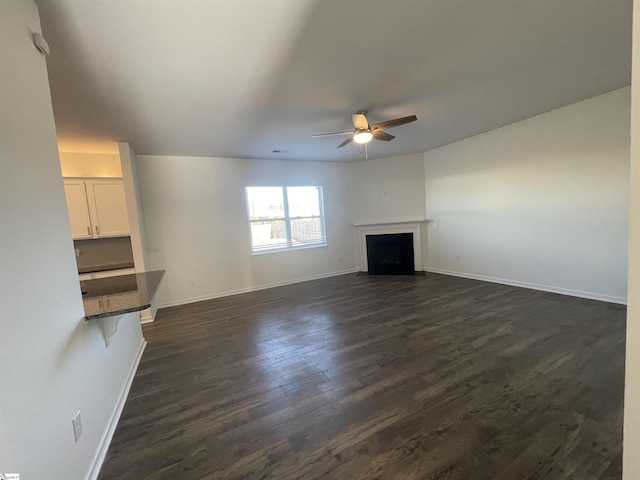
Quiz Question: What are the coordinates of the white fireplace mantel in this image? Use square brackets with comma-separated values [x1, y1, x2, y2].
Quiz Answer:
[355, 220, 424, 272]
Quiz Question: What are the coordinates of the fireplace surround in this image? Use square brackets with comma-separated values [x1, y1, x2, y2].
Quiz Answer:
[355, 221, 424, 273]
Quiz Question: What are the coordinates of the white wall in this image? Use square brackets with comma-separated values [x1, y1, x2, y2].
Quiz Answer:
[59, 152, 123, 178]
[623, 0, 640, 477]
[119, 142, 150, 273]
[0, 1, 145, 478]
[424, 88, 630, 303]
[350, 152, 427, 270]
[119, 142, 155, 321]
[351, 153, 426, 224]
[137, 155, 356, 307]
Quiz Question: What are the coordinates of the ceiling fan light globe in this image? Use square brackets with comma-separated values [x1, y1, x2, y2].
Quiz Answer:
[353, 131, 373, 144]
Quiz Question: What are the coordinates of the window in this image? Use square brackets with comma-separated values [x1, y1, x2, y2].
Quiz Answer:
[246, 186, 326, 253]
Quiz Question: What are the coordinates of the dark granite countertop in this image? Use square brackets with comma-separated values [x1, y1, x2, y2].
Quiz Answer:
[81, 270, 165, 320]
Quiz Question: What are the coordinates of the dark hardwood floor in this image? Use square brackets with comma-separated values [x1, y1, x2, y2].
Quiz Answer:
[98, 273, 626, 480]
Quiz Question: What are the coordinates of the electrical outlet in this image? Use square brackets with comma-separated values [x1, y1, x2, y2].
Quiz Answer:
[455, 256, 461, 263]
[187, 280, 194, 287]
[72, 411, 82, 442]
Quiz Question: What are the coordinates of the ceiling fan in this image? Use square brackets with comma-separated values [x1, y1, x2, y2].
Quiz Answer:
[312, 111, 417, 148]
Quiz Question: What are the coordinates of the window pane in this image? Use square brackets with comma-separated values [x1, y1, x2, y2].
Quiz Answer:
[246, 185, 325, 253]
[250, 220, 287, 250]
[247, 187, 284, 219]
[290, 217, 323, 246]
[287, 186, 320, 217]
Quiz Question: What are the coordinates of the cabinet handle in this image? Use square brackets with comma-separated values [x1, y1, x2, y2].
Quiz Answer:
[87, 226, 90, 236]
[95, 225, 100, 236]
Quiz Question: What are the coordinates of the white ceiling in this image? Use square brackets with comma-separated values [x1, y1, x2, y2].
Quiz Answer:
[37, 0, 632, 162]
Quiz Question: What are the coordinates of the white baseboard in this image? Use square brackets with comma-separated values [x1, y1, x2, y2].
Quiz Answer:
[84, 338, 147, 480]
[140, 303, 158, 324]
[158, 269, 358, 309]
[424, 267, 627, 305]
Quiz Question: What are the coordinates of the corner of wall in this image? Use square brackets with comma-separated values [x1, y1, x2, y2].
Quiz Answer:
[119, 142, 150, 273]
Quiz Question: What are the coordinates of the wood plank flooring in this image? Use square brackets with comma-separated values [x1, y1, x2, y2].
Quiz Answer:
[98, 273, 626, 480]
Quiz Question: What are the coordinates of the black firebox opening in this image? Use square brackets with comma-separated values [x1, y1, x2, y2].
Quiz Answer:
[366, 233, 415, 275]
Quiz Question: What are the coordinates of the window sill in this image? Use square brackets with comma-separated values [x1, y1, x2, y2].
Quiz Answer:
[251, 243, 327, 256]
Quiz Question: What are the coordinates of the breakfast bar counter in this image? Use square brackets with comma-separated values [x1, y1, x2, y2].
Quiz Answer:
[81, 270, 165, 320]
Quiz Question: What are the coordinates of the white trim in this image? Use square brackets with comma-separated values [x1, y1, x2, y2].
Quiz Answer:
[356, 222, 423, 272]
[424, 267, 628, 305]
[354, 218, 425, 227]
[84, 338, 147, 480]
[250, 242, 327, 256]
[157, 268, 357, 308]
[140, 303, 158, 324]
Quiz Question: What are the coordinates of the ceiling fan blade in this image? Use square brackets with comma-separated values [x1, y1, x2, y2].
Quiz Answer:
[337, 136, 354, 148]
[372, 130, 395, 141]
[352, 113, 369, 130]
[370, 115, 417, 131]
[312, 131, 354, 138]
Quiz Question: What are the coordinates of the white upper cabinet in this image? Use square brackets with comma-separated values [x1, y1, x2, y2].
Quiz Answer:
[63, 180, 93, 239]
[86, 180, 130, 237]
[63, 178, 130, 239]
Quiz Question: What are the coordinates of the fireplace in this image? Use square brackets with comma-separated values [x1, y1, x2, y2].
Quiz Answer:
[366, 233, 415, 275]
[356, 221, 424, 273]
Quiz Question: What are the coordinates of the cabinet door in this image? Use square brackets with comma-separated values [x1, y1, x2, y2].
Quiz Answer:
[86, 180, 130, 237]
[63, 180, 93, 239]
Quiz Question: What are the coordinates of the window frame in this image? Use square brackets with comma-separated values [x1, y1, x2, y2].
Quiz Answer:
[246, 185, 327, 254]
